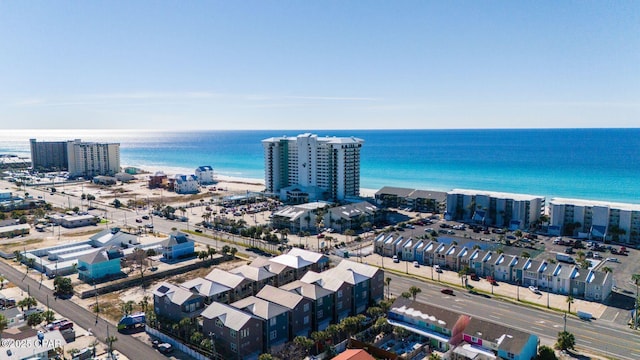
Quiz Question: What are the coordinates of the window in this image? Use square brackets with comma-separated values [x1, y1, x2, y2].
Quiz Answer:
[230, 329, 237, 338]
[270, 318, 277, 326]
[270, 330, 277, 340]
[230, 343, 237, 353]
[337, 290, 343, 298]
[240, 329, 249, 338]
[216, 319, 223, 328]
[337, 302, 343, 310]
[318, 310, 323, 318]
[303, 303, 310, 312]
[317, 297, 323, 306]
[304, 316, 309, 325]
[362, 290, 367, 298]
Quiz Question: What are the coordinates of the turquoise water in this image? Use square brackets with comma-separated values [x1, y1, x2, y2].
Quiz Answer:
[1, 128, 639, 204]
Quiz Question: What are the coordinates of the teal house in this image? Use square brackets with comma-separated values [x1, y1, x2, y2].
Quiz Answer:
[77, 246, 124, 283]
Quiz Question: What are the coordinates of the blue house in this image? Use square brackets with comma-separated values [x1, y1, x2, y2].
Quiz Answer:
[77, 246, 124, 282]
[161, 231, 194, 260]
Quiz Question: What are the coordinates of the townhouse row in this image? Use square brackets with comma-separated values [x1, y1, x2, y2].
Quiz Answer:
[374, 234, 612, 302]
[153, 248, 384, 359]
[389, 297, 539, 360]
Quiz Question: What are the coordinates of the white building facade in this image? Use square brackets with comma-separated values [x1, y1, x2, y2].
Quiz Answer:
[549, 197, 640, 244]
[195, 166, 215, 184]
[446, 189, 545, 230]
[66, 139, 120, 178]
[173, 174, 199, 194]
[262, 133, 364, 201]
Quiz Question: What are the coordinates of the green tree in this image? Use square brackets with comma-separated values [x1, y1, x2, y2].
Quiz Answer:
[401, 292, 412, 299]
[53, 276, 73, 296]
[207, 245, 217, 259]
[0, 314, 7, 338]
[632, 274, 640, 329]
[566, 295, 574, 313]
[536, 345, 558, 360]
[105, 335, 118, 355]
[555, 331, 575, 351]
[42, 310, 56, 324]
[520, 251, 531, 258]
[27, 312, 43, 326]
[428, 353, 442, 360]
[293, 336, 314, 356]
[123, 300, 135, 316]
[409, 285, 422, 300]
[18, 296, 37, 311]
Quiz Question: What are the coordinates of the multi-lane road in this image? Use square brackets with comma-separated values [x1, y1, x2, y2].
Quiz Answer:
[388, 273, 640, 360]
[10, 183, 640, 359]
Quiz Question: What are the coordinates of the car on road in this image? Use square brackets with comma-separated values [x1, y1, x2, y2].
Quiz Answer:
[157, 343, 173, 354]
[529, 286, 540, 294]
[142, 215, 150, 220]
[441, 288, 454, 295]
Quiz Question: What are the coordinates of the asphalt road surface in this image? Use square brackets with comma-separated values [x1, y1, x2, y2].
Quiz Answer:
[387, 273, 640, 360]
[0, 261, 167, 360]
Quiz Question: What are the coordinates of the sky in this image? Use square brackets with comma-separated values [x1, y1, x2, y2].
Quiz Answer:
[0, 1, 638, 130]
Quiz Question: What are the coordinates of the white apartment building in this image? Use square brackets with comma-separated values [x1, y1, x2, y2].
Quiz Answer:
[262, 133, 364, 201]
[549, 197, 640, 244]
[446, 189, 545, 230]
[66, 139, 120, 178]
[195, 166, 215, 185]
[173, 174, 199, 194]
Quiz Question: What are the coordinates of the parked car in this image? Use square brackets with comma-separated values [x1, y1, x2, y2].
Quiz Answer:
[393, 255, 399, 263]
[441, 288, 454, 295]
[606, 257, 620, 263]
[434, 265, 442, 273]
[157, 343, 173, 354]
[142, 215, 150, 220]
[529, 286, 540, 294]
[413, 261, 420, 268]
[593, 252, 602, 259]
[135, 218, 142, 223]
[470, 274, 480, 281]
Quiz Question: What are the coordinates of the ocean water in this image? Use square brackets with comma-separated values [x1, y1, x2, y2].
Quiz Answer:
[1, 128, 639, 204]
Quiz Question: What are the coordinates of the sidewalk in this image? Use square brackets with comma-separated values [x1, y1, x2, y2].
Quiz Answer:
[359, 253, 607, 318]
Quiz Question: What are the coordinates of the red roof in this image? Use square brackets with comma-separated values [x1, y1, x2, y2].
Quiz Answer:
[332, 349, 376, 360]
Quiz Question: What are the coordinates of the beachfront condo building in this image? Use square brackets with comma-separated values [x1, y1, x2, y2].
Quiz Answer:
[67, 139, 120, 178]
[30, 139, 69, 171]
[445, 189, 545, 230]
[30, 138, 120, 178]
[195, 165, 215, 184]
[262, 133, 364, 201]
[549, 198, 640, 244]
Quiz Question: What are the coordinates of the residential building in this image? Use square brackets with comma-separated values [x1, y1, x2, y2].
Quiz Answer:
[153, 282, 205, 321]
[30, 139, 68, 171]
[201, 302, 263, 360]
[180, 277, 231, 304]
[332, 349, 376, 360]
[205, 269, 254, 302]
[446, 189, 545, 230]
[92, 175, 117, 185]
[171, 174, 199, 194]
[324, 201, 379, 233]
[161, 231, 194, 260]
[286, 247, 330, 272]
[262, 133, 364, 201]
[148, 171, 168, 189]
[77, 247, 123, 282]
[270, 202, 329, 233]
[195, 165, 215, 184]
[548, 197, 640, 244]
[388, 297, 539, 359]
[301, 271, 354, 321]
[89, 227, 139, 248]
[230, 265, 276, 294]
[114, 172, 135, 182]
[256, 285, 313, 338]
[0, 223, 30, 238]
[66, 139, 120, 178]
[0, 307, 23, 328]
[0, 329, 67, 360]
[280, 280, 335, 331]
[250, 257, 296, 287]
[231, 296, 290, 352]
[375, 186, 446, 213]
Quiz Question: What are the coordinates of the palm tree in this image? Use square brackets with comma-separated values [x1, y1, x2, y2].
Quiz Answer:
[555, 331, 575, 351]
[409, 286, 422, 300]
[105, 335, 118, 355]
[601, 266, 612, 273]
[385, 277, 392, 300]
[566, 295, 574, 313]
[428, 353, 442, 360]
[632, 274, 640, 329]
